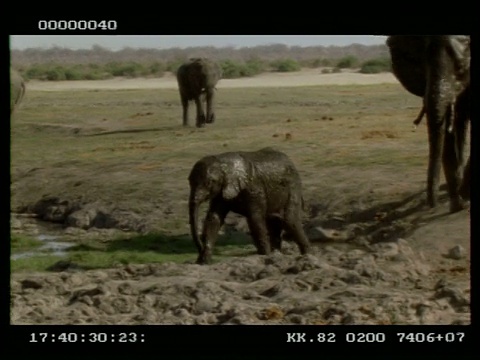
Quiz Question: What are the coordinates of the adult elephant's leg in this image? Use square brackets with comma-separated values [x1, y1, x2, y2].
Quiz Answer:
[454, 91, 469, 169]
[425, 110, 446, 208]
[198, 203, 228, 264]
[194, 96, 206, 128]
[442, 125, 465, 212]
[424, 36, 462, 209]
[459, 156, 470, 200]
[443, 92, 469, 211]
[181, 95, 189, 126]
[205, 89, 215, 124]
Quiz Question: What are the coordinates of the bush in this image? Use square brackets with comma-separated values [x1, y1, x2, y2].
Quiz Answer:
[220, 60, 243, 78]
[244, 58, 266, 76]
[64, 66, 84, 80]
[270, 59, 301, 72]
[167, 59, 187, 74]
[84, 71, 113, 80]
[359, 58, 392, 74]
[104, 62, 146, 77]
[148, 61, 165, 77]
[46, 67, 66, 81]
[336, 55, 359, 69]
[24, 64, 49, 80]
[305, 58, 333, 68]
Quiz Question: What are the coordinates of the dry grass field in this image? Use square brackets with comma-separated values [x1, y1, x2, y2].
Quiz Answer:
[12, 71, 426, 231]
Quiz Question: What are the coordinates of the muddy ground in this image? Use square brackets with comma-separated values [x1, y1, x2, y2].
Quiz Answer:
[10, 72, 471, 325]
[10, 198, 471, 325]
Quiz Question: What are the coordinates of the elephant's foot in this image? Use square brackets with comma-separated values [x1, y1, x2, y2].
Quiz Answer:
[459, 189, 470, 201]
[449, 197, 468, 213]
[206, 114, 215, 124]
[427, 193, 438, 209]
[256, 244, 272, 256]
[459, 183, 470, 200]
[299, 243, 311, 255]
[196, 252, 211, 265]
[196, 114, 206, 128]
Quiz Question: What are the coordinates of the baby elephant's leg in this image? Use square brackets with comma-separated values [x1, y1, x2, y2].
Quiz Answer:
[247, 213, 271, 255]
[266, 216, 283, 252]
[198, 204, 228, 264]
[284, 211, 311, 255]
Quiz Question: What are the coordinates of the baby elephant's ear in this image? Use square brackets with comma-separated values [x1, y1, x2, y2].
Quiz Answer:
[221, 158, 249, 200]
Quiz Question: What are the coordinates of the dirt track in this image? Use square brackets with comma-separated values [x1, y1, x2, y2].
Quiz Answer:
[25, 69, 398, 91]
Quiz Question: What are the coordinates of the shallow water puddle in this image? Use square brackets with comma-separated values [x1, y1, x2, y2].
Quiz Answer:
[11, 234, 75, 260]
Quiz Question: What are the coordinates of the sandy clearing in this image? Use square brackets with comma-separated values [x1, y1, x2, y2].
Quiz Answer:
[26, 69, 399, 91]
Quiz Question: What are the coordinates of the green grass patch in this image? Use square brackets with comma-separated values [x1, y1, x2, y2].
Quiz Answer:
[10, 231, 255, 272]
[11, 234, 43, 252]
[11, 255, 69, 272]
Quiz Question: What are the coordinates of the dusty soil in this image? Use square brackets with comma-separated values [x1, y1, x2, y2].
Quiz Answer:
[10, 70, 470, 325]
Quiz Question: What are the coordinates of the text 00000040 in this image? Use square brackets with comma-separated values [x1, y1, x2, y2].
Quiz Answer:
[38, 20, 117, 31]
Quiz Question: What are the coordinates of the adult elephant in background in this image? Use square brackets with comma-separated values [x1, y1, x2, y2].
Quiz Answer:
[176, 57, 222, 128]
[10, 67, 26, 115]
[387, 35, 471, 212]
[188, 147, 311, 264]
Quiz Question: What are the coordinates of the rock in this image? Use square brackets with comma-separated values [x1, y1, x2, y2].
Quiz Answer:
[66, 207, 98, 229]
[257, 265, 281, 279]
[340, 271, 364, 284]
[373, 242, 399, 259]
[433, 286, 470, 309]
[306, 226, 348, 242]
[194, 298, 218, 314]
[323, 305, 346, 319]
[63, 273, 85, 287]
[30, 196, 80, 223]
[21, 279, 43, 290]
[341, 313, 356, 324]
[64, 226, 87, 235]
[287, 314, 306, 324]
[328, 290, 358, 300]
[257, 305, 284, 320]
[446, 245, 466, 260]
[69, 286, 106, 304]
[260, 284, 282, 298]
[117, 283, 137, 295]
[112, 297, 134, 314]
[47, 260, 84, 272]
[287, 303, 319, 315]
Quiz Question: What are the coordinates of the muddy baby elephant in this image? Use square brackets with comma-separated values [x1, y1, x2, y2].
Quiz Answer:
[188, 147, 311, 264]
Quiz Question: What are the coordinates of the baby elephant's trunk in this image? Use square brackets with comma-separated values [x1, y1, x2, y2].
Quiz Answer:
[189, 188, 206, 255]
[189, 202, 201, 255]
